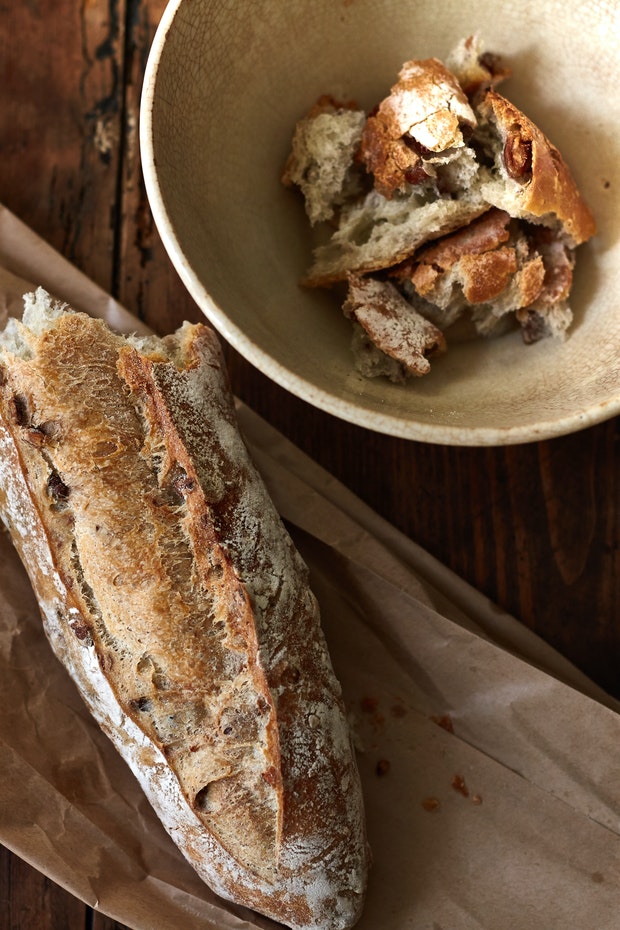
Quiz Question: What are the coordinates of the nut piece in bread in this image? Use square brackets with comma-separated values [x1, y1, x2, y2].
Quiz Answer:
[282, 95, 366, 225]
[0, 289, 369, 930]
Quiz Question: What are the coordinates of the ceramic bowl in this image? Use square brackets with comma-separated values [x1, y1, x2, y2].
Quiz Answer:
[140, 0, 619, 445]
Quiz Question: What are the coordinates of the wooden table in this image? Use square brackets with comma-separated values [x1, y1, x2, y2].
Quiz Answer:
[1, 2, 618, 927]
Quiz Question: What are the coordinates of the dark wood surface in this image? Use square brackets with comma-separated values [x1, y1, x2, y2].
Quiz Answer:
[1, 2, 618, 928]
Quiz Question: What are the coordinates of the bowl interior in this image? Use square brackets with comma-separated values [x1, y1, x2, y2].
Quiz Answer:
[141, 0, 620, 444]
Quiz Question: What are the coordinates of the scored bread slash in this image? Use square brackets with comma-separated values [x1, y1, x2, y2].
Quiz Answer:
[283, 35, 596, 380]
[0, 288, 370, 930]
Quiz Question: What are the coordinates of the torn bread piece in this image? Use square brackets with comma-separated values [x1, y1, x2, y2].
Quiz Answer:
[343, 273, 446, 381]
[360, 57, 478, 199]
[282, 96, 366, 225]
[0, 289, 370, 930]
[446, 34, 512, 98]
[303, 187, 488, 288]
[392, 208, 549, 335]
[392, 208, 515, 323]
[476, 90, 596, 248]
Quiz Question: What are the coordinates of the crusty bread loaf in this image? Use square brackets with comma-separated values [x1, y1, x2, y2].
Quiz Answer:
[283, 37, 596, 379]
[0, 289, 369, 930]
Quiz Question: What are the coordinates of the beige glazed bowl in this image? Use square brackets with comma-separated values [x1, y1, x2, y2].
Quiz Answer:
[141, 0, 619, 445]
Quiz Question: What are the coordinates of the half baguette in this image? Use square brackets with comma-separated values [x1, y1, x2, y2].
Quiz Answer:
[0, 289, 369, 930]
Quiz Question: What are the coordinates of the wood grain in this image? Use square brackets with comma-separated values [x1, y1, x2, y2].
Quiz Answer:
[115, 0, 200, 330]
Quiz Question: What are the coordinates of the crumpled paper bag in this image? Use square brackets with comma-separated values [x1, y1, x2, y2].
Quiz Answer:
[1, 202, 620, 930]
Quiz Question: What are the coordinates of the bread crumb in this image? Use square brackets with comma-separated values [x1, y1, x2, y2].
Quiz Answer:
[431, 713, 454, 733]
[451, 774, 469, 797]
[360, 695, 379, 713]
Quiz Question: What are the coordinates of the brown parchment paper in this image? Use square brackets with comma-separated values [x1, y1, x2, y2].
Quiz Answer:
[1, 202, 620, 929]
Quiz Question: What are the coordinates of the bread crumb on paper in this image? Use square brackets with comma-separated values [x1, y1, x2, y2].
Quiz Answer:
[375, 758, 391, 777]
[431, 713, 454, 733]
[451, 773, 470, 797]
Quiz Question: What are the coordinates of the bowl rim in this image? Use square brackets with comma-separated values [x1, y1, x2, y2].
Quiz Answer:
[139, 0, 620, 447]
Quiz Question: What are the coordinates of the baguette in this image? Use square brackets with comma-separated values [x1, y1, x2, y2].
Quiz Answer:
[0, 289, 369, 930]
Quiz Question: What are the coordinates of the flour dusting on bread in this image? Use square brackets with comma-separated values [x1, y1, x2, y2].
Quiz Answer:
[283, 36, 596, 382]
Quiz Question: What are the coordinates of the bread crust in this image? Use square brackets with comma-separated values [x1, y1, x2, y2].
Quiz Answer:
[0, 296, 369, 930]
[343, 273, 446, 378]
[360, 57, 476, 198]
[478, 90, 596, 245]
